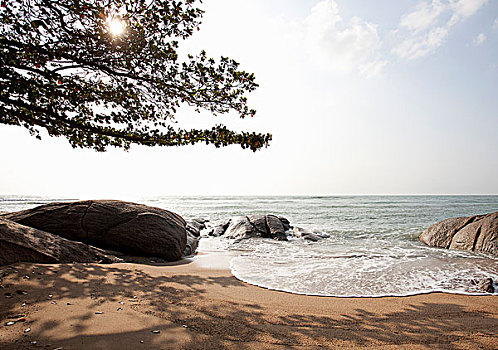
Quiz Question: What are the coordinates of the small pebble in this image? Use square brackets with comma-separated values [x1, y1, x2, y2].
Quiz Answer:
[119, 301, 124, 305]
[66, 302, 72, 306]
[151, 330, 160, 334]
[95, 311, 103, 314]
[140, 340, 144, 344]
[24, 327, 31, 333]
[5, 321, 15, 326]
[31, 341, 37, 345]
[117, 307, 123, 311]
[182, 325, 188, 328]
[48, 294, 53, 299]
[21, 302, 26, 307]
[51, 301, 57, 304]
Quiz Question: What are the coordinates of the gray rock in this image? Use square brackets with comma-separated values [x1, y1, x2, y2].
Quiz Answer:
[247, 215, 270, 237]
[206, 218, 231, 237]
[291, 227, 313, 238]
[278, 216, 292, 231]
[291, 227, 323, 241]
[2, 200, 187, 261]
[186, 223, 201, 237]
[478, 278, 495, 293]
[183, 232, 200, 257]
[208, 215, 293, 242]
[420, 212, 497, 256]
[303, 233, 322, 242]
[186, 218, 207, 236]
[0, 218, 121, 265]
[266, 215, 287, 241]
[224, 217, 257, 240]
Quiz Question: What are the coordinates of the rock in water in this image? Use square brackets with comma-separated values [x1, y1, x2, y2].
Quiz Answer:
[222, 215, 289, 241]
[2, 200, 187, 261]
[206, 218, 231, 237]
[247, 215, 270, 237]
[0, 218, 120, 265]
[224, 216, 257, 240]
[478, 278, 495, 293]
[266, 215, 287, 241]
[420, 212, 497, 256]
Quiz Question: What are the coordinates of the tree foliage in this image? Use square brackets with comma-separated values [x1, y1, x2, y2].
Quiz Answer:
[0, 0, 271, 151]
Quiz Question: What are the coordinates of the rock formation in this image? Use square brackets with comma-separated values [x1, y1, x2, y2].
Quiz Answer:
[206, 215, 289, 241]
[0, 218, 121, 265]
[420, 212, 497, 256]
[1, 200, 187, 262]
[0, 200, 325, 266]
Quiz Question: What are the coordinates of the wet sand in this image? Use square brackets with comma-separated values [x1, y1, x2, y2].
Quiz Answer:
[1, 253, 497, 349]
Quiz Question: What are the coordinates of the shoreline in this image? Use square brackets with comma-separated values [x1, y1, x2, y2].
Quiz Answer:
[1, 251, 497, 349]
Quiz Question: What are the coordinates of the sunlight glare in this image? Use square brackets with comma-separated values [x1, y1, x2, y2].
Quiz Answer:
[107, 17, 125, 36]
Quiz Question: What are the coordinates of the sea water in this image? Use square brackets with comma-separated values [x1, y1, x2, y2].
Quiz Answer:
[1, 195, 497, 297]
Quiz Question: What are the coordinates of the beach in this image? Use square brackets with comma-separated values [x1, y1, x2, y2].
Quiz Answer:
[1, 252, 497, 350]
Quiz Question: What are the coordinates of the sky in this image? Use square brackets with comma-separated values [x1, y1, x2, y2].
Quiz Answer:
[1, 0, 497, 197]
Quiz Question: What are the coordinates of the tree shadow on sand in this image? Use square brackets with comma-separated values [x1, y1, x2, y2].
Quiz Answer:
[0, 262, 497, 349]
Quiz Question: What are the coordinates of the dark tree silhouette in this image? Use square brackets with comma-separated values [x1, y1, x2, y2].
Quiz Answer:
[0, 0, 271, 151]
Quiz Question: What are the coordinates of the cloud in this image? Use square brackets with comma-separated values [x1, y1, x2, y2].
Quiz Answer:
[473, 33, 486, 45]
[304, 0, 386, 77]
[392, 0, 488, 60]
[399, 0, 446, 33]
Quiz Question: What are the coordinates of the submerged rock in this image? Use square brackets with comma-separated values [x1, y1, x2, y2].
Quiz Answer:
[420, 212, 497, 256]
[291, 227, 326, 241]
[2, 200, 188, 261]
[0, 218, 121, 265]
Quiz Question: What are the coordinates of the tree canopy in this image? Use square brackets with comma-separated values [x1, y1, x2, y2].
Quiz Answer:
[0, 0, 271, 151]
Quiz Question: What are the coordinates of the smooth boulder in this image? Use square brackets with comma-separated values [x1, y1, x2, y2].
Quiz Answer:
[420, 212, 497, 256]
[2, 200, 187, 261]
[0, 218, 120, 265]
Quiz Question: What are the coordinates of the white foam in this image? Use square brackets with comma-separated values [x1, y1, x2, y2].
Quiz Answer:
[227, 238, 498, 298]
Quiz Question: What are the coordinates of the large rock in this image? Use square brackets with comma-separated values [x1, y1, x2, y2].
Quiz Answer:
[224, 216, 258, 240]
[266, 215, 287, 241]
[2, 200, 187, 261]
[420, 212, 498, 256]
[0, 218, 120, 265]
[216, 215, 289, 241]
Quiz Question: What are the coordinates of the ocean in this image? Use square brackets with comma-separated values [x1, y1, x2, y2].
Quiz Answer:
[1, 195, 497, 297]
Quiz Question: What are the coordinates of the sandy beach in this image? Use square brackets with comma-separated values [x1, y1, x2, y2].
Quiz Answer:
[1, 252, 497, 350]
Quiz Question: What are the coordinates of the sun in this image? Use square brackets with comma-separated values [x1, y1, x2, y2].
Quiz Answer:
[107, 17, 125, 36]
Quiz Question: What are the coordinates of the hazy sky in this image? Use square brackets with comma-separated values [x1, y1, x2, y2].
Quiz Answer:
[1, 0, 497, 197]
